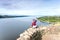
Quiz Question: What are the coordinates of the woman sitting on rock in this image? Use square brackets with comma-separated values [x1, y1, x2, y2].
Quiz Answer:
[31, 19, 37, 28]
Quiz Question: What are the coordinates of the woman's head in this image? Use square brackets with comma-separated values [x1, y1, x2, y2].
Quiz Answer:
[33, 19, 37, 22]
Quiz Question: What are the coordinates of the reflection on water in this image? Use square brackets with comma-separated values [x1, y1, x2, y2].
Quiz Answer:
[0, 17, 49, 40]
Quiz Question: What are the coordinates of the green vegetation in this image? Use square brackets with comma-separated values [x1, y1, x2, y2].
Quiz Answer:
[37, 16, 60, 23]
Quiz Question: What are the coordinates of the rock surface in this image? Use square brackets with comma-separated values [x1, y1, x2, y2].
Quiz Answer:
[42, 23, 60, 40]
[17, 23, 60, 40]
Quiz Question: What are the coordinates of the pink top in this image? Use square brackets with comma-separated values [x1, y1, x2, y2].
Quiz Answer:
[32, 19, 37, 26]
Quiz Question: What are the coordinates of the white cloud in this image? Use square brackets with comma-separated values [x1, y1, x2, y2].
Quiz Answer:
[0, 8, 40, 15]
[0, 7, 60, 16]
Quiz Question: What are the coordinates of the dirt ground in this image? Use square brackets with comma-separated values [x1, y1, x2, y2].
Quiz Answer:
[41, 23, 60, 40]
[42, 34, 60, 40]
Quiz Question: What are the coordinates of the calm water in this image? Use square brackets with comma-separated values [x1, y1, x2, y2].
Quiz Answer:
[0, 17, 49, 40]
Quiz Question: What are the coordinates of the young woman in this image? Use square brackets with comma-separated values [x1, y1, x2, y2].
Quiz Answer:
[32, 19, 37, 28]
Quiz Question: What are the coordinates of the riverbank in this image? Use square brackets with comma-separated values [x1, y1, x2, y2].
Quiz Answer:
[38, 16, 60, 40]
[37, 16, 60, 23]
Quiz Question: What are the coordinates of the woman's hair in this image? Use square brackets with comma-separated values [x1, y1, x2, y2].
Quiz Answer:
[33, 19, 37, 22]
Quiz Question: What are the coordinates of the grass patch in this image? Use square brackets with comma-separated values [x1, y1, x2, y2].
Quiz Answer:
[37, 16, 60, 23]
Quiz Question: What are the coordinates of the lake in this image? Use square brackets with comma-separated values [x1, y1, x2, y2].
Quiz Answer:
[0, 16, 49, 40]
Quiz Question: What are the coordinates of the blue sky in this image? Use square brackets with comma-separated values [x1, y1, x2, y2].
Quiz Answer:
[0, 0, 60, 16]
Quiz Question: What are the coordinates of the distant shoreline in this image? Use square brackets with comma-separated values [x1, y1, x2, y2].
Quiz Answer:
[0, 15, 29, 18]
[37, 16, 60, 24]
